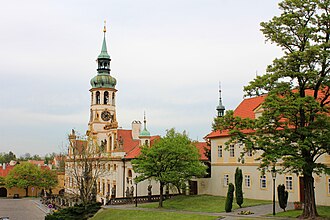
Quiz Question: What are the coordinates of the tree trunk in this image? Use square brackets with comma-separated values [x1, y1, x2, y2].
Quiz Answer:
[159, 182, 164, 208]
[25, 187, 28, 197]
[300, 174, 318, 219]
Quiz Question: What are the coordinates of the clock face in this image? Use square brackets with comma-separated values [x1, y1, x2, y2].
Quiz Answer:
[101, 111, 112, 121]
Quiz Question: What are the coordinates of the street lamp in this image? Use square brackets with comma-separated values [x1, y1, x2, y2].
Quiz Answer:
[271, 167, 277, 216]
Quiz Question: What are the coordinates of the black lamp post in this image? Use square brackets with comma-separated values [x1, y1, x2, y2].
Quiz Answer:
[271, 167, 277, 216]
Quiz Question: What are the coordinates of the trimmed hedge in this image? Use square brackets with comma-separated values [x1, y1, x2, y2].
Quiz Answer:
[225, 183, 235, 213]
[277, 184, 288, 211]
[235, 167, 243, 208]
[45, 202, 102, 220]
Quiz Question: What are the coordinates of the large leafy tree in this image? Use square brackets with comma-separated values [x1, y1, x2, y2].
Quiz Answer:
[6, 163, 41, 196]
[0, 151, 16, 164]
[132, 128, 206, 207]
[213, 0, 329, 218]
[39, 168, 58, 192]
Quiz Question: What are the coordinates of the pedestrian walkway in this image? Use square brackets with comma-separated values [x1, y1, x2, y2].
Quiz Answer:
[103, 202, 295, 220]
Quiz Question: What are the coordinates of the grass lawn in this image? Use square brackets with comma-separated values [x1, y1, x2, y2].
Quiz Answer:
[141, 195, 271, 213]
[91, 209, 218, 220]
[274, 206, 330, 219]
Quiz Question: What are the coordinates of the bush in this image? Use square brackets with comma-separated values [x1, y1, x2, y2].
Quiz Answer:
[225, 183, 235, 213]
[235, 167, 243, 208]
[277, 184, 288, 211]
[45, 202, 102, 220]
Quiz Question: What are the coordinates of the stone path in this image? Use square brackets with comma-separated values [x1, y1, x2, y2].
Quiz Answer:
[103, 202, 295, 219]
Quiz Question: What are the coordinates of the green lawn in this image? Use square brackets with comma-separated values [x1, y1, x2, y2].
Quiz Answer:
[91, 209, 218, 220]
[274, 206, 330, 219]
[141, 195, 271, 213]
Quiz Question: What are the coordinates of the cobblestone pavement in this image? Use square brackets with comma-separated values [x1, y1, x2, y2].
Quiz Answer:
[103, 202, 295, 220]
[0, 198, 47, 220]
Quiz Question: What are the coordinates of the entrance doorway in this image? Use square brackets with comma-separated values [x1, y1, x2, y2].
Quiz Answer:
[0, 187, 7, 197]
[189, 180, 198, 195]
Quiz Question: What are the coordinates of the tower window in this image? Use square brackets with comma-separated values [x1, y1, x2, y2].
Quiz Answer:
[112, 93, 115, 105]
[104, 91, 109, 104]
[96, 91, 100, 104]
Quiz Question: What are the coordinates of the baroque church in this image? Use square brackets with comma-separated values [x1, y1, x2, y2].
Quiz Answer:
[64, 25, 208, 204]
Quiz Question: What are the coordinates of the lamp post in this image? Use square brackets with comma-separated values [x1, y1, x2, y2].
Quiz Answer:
[271, 167, 277, 216]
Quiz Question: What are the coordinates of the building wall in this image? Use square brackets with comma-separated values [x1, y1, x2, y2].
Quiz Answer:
[209, 136, 330, 206]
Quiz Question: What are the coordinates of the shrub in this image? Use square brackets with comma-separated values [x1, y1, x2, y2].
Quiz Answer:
[225, 183, 235, 212]
[45, 202, 102, 220]
[277, 184, 288, 211]
[235, 167, 243, 208]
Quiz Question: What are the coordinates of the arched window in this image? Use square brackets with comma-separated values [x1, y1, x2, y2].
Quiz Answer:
[112, 93, 115, 105]
[128, 170, 132, 178]
[145, 140, 149, 146]
[104, 91, 109, 104]
[96, 91, 100, 104]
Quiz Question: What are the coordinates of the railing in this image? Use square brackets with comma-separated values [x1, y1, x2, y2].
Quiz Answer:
[107, 194, 178, 205]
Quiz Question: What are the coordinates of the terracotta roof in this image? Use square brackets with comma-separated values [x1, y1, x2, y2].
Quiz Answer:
[0, 165, 14, 177]
[233, 95, 266, 119]
[28, 160, 45, 166]
[207, 88, 329, 139]
[194, 142, 209, 161]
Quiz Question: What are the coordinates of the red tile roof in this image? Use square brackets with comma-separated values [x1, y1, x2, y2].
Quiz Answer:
[0, 165, 14, 177]
[194, 142, 210, 161]
[207, 88, 329, 139]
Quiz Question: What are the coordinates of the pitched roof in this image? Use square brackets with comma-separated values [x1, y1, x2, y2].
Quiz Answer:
[194, 142, 209, 161]
[0, 165, 14, 177]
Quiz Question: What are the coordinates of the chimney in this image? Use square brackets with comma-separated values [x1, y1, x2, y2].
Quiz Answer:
[132, 120, 141, 140]
[3, 163, 6, 170]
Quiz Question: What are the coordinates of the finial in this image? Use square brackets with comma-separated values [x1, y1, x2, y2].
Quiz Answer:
[103, 20, 106, 33]
[144, 111, 147, 129]
[219, 81, 222, 102]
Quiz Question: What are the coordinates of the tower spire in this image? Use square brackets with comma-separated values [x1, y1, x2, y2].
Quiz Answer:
[98, 20, 110, 59]
[216, 82, 225, 117]
[143, 111, 147, 130]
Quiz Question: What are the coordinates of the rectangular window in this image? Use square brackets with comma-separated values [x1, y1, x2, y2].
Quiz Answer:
[260, 175, 267, 189]
[328, 178, 330, 194]
[218, 146, 223, 158]
[286, 176, 293, 190]
[229, 145, 235, 157]
[247, 150, 253, 157]
[224, 174, 229, 187]
[245, 175, 251, 187]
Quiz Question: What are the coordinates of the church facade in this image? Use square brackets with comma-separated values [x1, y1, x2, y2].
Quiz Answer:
[64, 26, 208, 204]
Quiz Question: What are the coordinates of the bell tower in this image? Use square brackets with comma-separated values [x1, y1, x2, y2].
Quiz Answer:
[216, 82, 225, 117]
[88, 22, 119, 153]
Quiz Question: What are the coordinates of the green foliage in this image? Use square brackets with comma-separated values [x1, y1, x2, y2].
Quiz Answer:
[0, 151, 16, 164]
[39, 168, 58, 189]
[0, 176, 5, 185]
[235, 167, 243, 208]
[5, 163, 57, 196]
[277, 184, 289, 211]
[132, 128, 206, 207]
[213, 0, 330, 218]
[225, 183, 235, 213]
[45, 202, 102, 220]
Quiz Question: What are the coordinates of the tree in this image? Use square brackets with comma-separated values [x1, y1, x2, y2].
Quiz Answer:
[213, 0, 330, 218]
[278, 184, 289, 211]
[0, 176, 5, 185]
[132, 128, 206, 207]
[235, 167, 243, 208]
[0, 151, 16, 164]
[39, 168, 58, 193]
[5, 163, 41, 196]
[66, 135, 102, 207]
[225, 183, 235, 213]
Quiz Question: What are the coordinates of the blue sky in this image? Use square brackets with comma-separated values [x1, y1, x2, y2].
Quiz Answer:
[0, 0, 282, 156]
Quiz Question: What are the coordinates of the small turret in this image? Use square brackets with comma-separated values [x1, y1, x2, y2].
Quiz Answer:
[216, 82, 225, 117]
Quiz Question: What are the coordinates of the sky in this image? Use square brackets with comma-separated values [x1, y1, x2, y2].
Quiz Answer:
[0, 0, 283, 157]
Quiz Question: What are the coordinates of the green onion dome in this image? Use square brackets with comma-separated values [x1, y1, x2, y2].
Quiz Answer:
[90, 73, 116, 88]
[139, 128, 151, 137]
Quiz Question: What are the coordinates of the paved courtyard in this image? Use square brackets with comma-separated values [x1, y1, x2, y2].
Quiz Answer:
[0, 198, 46, 220]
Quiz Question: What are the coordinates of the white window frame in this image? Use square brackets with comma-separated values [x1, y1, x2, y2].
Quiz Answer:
[224, 174, 229, 187]
[218, 145, 223, 158]
[328, 178, 330, 194]
[260, 175, 267, 189]
[245, 175, 251, 188]
[229, 145, 235, 157]
[285, 176, 293, 191]
[247, 150, 253, 157]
